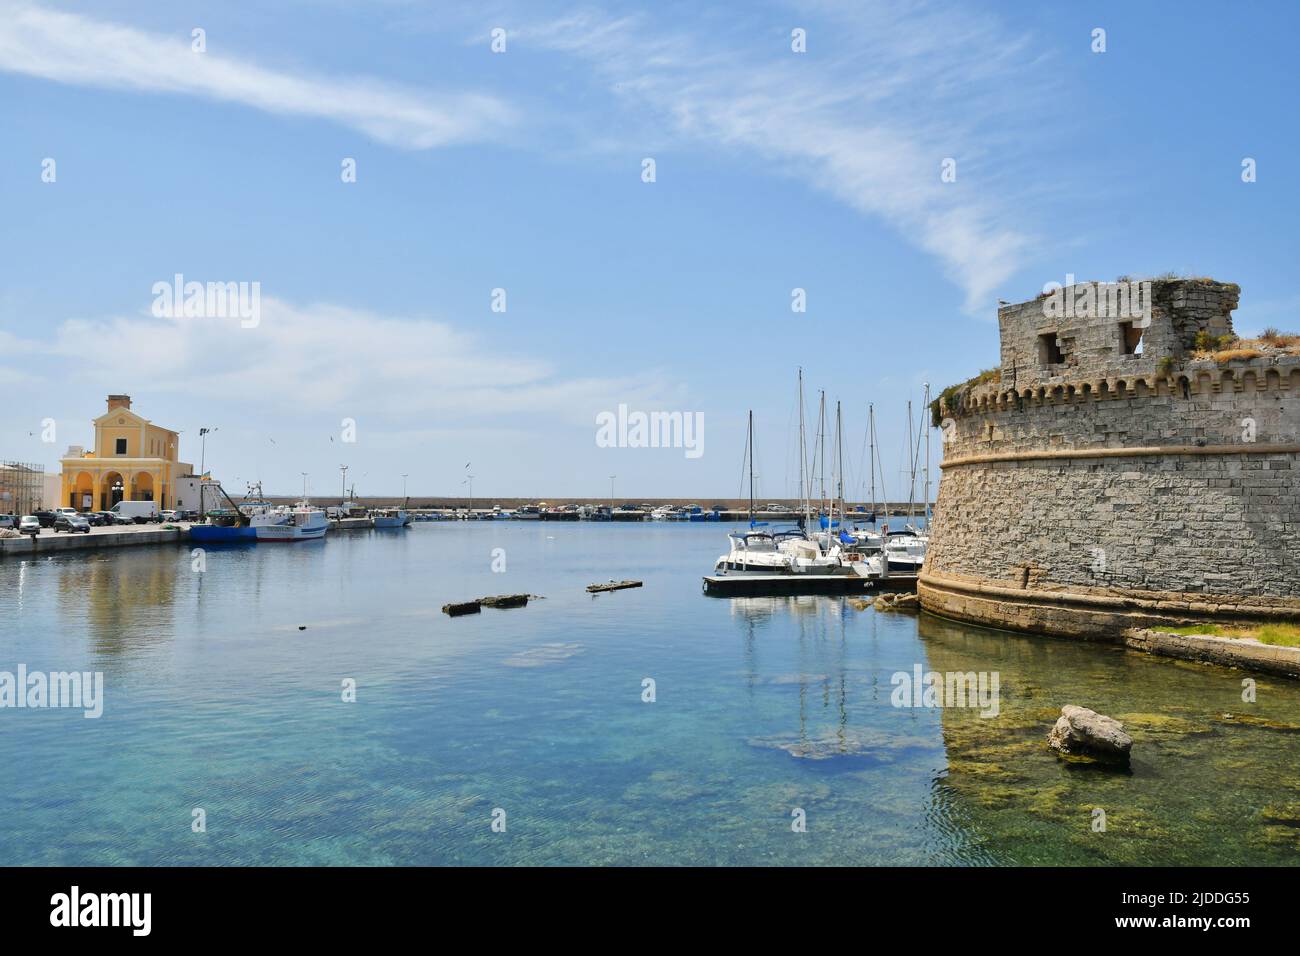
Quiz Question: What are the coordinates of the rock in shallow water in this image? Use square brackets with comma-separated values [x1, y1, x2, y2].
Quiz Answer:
[1047, 705, 1133, 764]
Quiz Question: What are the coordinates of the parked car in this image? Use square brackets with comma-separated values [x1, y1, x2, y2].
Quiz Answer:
[160, 510, 180, 522]
[82, 511, 106, 526]
[0, 514, 15, 529]
[33, 510, 57, 527]
[108, 511, 136, 525]
[54, 513, 91, 534]
[18, 515, 41, 535]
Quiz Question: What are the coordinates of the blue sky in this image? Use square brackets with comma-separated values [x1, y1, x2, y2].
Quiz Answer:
[2, 0, 1296, 500]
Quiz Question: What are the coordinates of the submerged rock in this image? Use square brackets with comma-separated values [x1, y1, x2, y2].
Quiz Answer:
[1215, 713, 1300, 733]
[502, 642, 584, 668]
[748, 728, 932, 761]
[1115, 713, 1211, 736]
[874, 592, 920, 612]
[1260, 802, 1300, 828]
[1047, 705, 1133, 764]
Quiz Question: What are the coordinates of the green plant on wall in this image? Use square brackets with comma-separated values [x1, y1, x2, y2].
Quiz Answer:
[931, 368, 1000, 427]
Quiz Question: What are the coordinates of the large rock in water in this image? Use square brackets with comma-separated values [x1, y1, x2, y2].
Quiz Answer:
[1048, 705, 1133, 763]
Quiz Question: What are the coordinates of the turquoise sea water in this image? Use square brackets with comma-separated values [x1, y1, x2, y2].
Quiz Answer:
[1, 521, 1298, 866]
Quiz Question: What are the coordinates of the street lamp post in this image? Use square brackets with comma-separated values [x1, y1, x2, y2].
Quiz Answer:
[340, 465, 349, 506]
[609, 475, 616, 502]
[198, 427, 217, 476]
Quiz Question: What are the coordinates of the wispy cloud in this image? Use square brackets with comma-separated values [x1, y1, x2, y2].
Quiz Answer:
[510, 2, 1047, 311]
[0, 1, 516, 148]
[40, 298, 683, 424]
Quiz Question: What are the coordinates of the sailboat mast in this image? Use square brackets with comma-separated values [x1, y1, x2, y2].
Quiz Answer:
[836, 401, 844, 510]
[797, 369, 807, 526]
[818, 391, 827, 515]
[833, 400, 845, 544]
[907, 400, 916, 524]
[747, 409, 754, 527]
[922, 383, 932, 525]
[868, 404, 877, 518]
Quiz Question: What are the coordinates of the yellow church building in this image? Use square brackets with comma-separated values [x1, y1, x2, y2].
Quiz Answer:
[60, 395, 195, 511]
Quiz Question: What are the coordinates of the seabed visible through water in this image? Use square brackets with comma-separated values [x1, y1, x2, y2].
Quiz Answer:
[2, 521, 1298, 866]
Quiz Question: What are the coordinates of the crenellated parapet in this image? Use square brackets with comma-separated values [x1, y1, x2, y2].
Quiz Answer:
[946, 355, 1300, 418]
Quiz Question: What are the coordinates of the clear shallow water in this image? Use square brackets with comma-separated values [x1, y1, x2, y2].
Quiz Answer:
[1, 522, 1298, 866]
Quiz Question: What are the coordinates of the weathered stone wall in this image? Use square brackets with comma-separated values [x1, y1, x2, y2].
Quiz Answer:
[922, 279, 1300, 638]
[999, 279, 1238, 388]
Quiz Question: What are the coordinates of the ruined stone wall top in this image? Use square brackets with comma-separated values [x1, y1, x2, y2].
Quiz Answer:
[998, 278, 1240, 390]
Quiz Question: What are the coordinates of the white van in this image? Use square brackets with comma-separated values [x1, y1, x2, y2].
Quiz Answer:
[110, 500, 159, 524]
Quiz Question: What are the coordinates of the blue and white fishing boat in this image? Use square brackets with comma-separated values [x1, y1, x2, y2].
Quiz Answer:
[188, 485, 275, 543]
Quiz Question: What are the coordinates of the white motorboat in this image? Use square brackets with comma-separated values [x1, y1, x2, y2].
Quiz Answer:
[880, 527, 927, 573]
[254, 504, 329, 541]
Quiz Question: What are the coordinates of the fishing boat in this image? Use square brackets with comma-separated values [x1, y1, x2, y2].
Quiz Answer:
[514, 505, 543, 520]
[255, 503, 329, 541]
[189, 510, 258, 543]
[188, 484, 274, 543]
[372, 508, 410, 528]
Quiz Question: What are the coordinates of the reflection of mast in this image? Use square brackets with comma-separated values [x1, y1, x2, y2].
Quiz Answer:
[837, 602, 848, 746]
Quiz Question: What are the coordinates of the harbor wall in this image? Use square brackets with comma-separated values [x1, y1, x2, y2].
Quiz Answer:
[920, 278, 1300, 638]
[0, 526, 184, 557]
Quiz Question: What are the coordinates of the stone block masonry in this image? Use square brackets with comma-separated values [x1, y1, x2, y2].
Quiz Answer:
[920, 278, 1300, 649]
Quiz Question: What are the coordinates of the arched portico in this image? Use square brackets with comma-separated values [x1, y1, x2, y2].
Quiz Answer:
[72, 471, 96, 511]
[133, 471, 155, 502]
[101, 471, 126, 510]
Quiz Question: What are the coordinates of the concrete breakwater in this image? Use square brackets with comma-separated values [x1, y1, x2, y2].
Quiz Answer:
[0, 525, 184, 556]
[921, 277, 1300, 643]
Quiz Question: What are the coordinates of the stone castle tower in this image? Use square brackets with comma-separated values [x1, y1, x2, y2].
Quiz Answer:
[919, 278, 1299, 637]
